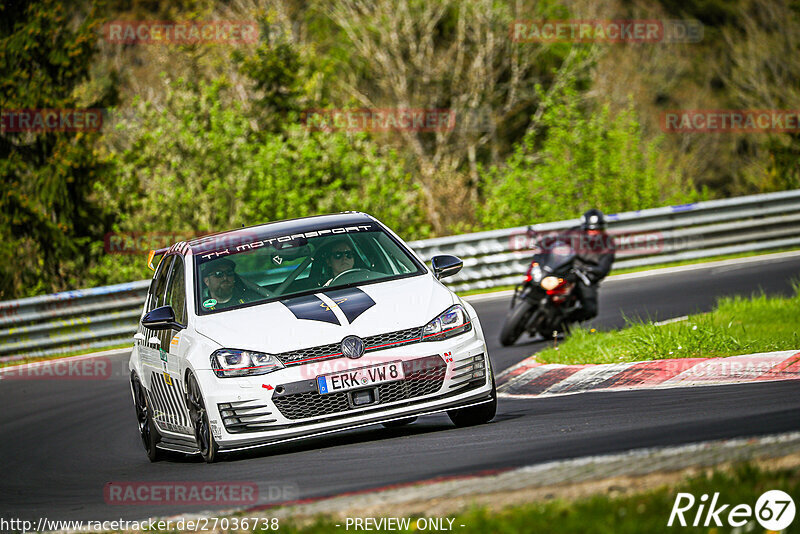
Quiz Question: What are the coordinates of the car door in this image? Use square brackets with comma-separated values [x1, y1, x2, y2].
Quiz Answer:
[150, 255, 194, 435]
[136, 255, 172, 377]
[137, 255, 188, 434]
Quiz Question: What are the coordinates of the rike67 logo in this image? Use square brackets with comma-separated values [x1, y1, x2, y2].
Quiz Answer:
[668, 490, 796, 530]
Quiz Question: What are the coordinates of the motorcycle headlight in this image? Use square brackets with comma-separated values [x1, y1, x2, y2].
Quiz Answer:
[422, 304, 472, 342]
[211, 349, 284, 378]
[540, 276, 564, 291]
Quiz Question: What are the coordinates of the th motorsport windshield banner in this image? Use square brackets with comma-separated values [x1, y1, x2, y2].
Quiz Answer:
[196, 224, 374, 262]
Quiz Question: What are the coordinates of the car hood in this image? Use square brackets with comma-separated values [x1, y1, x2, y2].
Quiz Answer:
[194, 275, 456, 353]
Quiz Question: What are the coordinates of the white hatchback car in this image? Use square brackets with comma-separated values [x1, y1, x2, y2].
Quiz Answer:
[129, 213, 496, 462]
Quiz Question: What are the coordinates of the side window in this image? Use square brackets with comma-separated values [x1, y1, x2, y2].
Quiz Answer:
[147, 255, 174, 312]
[165, 256, 187, 325]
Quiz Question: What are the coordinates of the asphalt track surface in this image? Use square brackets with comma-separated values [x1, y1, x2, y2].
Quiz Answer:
[1, 255, 799, 522]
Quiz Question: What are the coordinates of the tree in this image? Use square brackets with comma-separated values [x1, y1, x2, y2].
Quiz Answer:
[325, 0, 599, 234]
[0, 0, 117, 298]
[718, 0, 800, 192]
[90, 76, 429, 287]
[478, 77, 698, 229]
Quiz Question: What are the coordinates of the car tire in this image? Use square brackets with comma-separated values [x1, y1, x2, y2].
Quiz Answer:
[186, 372, 219, 463]
[499, 300, 534, 346]
[131, 374, 163, 462]
[447, 377, 497, 427]
[381, 417, 417, 428]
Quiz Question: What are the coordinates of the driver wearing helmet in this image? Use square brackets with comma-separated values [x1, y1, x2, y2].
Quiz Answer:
[572, 209, 615, 321]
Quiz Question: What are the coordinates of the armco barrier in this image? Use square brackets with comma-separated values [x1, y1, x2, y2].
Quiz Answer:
[2, 189, 799, 361]
[408, 189, 800, 291]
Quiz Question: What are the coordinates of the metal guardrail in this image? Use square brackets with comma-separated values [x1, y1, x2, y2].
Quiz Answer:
[408, 189, 800, 291]
[2, 189, 800, 361]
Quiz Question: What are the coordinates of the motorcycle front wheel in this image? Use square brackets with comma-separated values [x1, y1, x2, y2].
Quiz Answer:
[499, 299, 535, 346]
[538, 318, 571, 339]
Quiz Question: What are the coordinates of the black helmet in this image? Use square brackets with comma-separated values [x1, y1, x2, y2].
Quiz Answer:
[581, 209, 606, 231]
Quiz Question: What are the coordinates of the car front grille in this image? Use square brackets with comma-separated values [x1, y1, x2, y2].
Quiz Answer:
[272, 355, 446, 420]
[274, 326, 425, 366]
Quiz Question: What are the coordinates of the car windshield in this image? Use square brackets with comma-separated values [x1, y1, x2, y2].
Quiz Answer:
[194, 225, 425, 314]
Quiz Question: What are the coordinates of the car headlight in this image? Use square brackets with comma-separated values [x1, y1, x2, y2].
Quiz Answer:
[210, 349, 285, 378]
[422, 304, 472, 341]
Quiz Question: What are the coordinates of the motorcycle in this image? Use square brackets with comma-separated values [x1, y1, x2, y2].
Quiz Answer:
[499, 238, 590, 346]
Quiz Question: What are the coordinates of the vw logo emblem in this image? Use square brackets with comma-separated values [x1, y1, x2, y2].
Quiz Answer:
[341, 335, 365, 360]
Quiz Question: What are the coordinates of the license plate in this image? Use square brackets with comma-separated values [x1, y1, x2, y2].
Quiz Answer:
[317, 361, 404, 394]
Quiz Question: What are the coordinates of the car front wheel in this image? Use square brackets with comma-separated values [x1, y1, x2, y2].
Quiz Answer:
[131, 374, 163, 462]
[186, 373, 219, 463]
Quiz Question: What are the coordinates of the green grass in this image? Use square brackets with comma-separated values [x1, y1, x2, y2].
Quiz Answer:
[139, 461, 800, 534]
[535, 283, 800, 365]
[440, 463, 800, 534]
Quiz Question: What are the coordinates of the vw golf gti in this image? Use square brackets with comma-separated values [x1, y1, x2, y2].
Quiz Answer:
[129, 212, 496, 462]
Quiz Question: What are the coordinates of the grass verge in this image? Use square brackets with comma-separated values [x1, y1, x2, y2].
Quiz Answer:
[135, 461, 800, 534]
[436, 463, 799, 534]
[535, 282, 800, 365]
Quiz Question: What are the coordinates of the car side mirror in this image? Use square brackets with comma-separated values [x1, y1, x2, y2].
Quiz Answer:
[431, 255, 463, 280]
[142, 305, 185, 331]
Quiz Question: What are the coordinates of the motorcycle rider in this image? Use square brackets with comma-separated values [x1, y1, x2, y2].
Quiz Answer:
[571, 209, 615, 322]
[501, 208, 614, 345]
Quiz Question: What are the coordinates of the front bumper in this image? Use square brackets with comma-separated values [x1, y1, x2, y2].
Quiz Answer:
[195, 329, 493, 450]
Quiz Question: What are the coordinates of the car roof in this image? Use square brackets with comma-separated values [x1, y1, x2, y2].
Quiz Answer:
[186, 212, 377, 256]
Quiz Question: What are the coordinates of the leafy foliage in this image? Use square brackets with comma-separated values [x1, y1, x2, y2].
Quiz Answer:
[3, 0, 798, 298]
[478, 78, 700, 228]
[90, 77, 428, 287]
[0, 0, 117, 298]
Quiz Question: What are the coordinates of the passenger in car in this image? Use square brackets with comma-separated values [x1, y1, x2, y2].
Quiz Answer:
[322, 240, 358, 287]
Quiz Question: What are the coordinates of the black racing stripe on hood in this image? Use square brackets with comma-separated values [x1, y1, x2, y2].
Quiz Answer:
[323, 287, 376, 324]
[280, 294, 340, 325]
